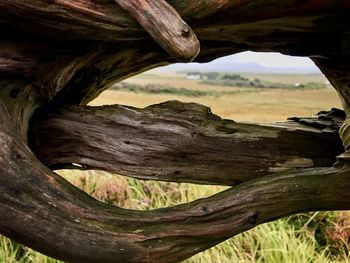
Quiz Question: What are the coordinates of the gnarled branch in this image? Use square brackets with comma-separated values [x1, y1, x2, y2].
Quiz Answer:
[31, 101, 344, 186]
[2, 106, 350, 262]
[1, 1, 349, 105]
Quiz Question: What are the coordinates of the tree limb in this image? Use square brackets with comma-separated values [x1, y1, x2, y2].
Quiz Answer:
[31, 101, 344, 186]
[1, 0, 349, 46]
[2, 105, 350, 262]
[310, 56, 350, 162]
[1, 94, 349, 263]
[114, 0, 200, 62]
[1, 1, 349, 105]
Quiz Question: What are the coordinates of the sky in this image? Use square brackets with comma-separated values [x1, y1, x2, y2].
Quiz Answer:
[158, 51, 320, 73]
[226, 51, 316, 68]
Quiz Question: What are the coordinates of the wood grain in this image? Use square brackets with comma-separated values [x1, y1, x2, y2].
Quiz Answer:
[1, 105, 350, 262]
[114, 0, 200, 62]
[0, 1, 349, 262]
[32, 101, 344, 186]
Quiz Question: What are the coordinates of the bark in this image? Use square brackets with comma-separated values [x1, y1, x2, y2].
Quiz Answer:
[31, 101, 344, 185]
[0, 0, 349, 104]
[0, 1, 349, 262]
[312, 57, 350, 153]
[2, 104, 350, 262]
[114, 0, 200, 62]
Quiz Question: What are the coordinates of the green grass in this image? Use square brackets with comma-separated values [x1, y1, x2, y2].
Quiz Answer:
[112, 82, 268, 98]
[0, 237, 62, 263]
[112, 82, 213, 97]
[2, 170, 349, 263]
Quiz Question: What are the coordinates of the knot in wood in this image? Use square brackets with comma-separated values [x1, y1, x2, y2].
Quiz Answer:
[181, 25, 191, 37]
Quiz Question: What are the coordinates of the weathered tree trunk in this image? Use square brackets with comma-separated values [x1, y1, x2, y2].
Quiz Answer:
[0, 1, 350, 262]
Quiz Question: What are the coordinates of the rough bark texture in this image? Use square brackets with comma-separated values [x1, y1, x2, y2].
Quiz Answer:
[0, 1, 350, 262]
[31, 102, 344, 185]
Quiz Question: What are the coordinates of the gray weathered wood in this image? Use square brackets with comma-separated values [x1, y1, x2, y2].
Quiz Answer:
[32, 101, 344, 185]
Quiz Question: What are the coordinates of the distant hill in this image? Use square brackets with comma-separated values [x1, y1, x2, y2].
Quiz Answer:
[152, 61, 321, 74]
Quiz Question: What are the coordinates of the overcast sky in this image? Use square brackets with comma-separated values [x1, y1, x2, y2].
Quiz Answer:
[214, 51, 316, 68]
[156, 51, 320, 73]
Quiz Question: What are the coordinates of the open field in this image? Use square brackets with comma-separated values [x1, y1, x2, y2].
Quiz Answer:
[1, 71, 349, 263]
[92, 72, 341, 122]
[240, 73, 328, 84]
[121, 72, 246, 92]
[121, 71, 328, 92]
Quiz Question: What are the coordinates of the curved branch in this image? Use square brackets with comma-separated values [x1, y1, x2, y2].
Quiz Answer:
[1, 1, 349, 105]
[1, 0, 349, 45]
[3, 109, 350, 262]
[31, 101, 344, 186]
[114, 0, 200, 62]
[312, 57, 350, 153]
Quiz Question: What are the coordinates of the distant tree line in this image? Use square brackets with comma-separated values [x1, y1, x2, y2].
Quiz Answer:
[194, 72, 326, 89]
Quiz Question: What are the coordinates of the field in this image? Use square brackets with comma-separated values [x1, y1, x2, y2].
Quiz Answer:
[91, 72, 340, 122]
[1, 71, 349, 263]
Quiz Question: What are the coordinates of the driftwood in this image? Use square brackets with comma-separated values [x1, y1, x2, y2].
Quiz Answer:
[32, 102, 344, 185]
[0, 1, 350, 262]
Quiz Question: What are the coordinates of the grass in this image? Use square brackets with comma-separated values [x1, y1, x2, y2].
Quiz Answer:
[196, 72, 327, 90]
[112, 82, 261, 97]
[112, 82, 213, 97]
[91, 88, 341, 123]
[0, 237, 62, 263]
[1, 71, 349, 262]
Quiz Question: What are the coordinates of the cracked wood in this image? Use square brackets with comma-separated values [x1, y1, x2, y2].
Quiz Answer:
[31, 101, 344, 185]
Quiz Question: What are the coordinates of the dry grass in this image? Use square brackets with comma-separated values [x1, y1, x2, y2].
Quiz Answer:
[124, 73, 243, 92]
[92, 82, 341, 122]
[240, 73, 328, 84]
